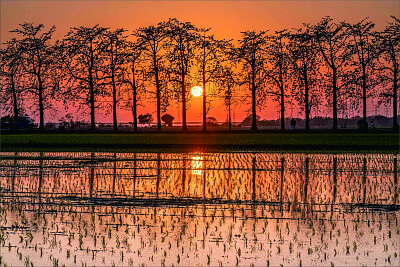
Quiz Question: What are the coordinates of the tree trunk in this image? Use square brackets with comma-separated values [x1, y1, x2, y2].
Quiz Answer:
[89, 71, 95, 131]
[202, 67, 206, 132]
[154, 56, 161, 132]
[280, 84, 285, 131]
[304, 68, 310, 131]
[332, 68, 338, 131]
[132, 62, 138, 132]
[202, 37, 207, 132]
[279, 62, 285, 131]
[362, 64, 367, 131]
[228, 97, 232, 131]
[393, 69, 398, 132]
[38, 75, 44, 130]
[251, 67, 257, 131]
[11, 75, 18, 124]
[112, 70, 118, 132]
[280, 157, 284, 204]
[182, 72, 187, 132]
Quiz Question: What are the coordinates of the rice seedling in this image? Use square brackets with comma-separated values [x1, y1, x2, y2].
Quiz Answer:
[0, 151, 398, 266]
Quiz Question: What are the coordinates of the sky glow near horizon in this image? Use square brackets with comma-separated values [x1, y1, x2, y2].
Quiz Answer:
[1, 1, 399, 123]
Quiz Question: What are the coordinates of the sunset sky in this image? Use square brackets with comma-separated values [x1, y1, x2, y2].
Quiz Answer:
[1, 0, 398, 124]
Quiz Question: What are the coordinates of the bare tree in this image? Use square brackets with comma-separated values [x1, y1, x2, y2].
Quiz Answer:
[0, 39, 24, 123]
[11, 23, 57, 130]
[104, 28, 128, 131]
[59, 25, 108, 131]
[217, 66, 241, 131]
[134, 23, 167, 132]
[164, 18, 199, 132]
[196, 29, 227, 131]
[234, 31, 268, 131]
[265, 30, 290, 131]
[123, 40, 144, 132]
[312, 17, 350, 131]
[346, 18, 378, 130]
[377, 16, 400, 131]
[288, 26, 321, 131]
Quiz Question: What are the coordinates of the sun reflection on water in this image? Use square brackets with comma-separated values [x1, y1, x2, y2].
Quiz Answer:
[191, 156, 203, 175]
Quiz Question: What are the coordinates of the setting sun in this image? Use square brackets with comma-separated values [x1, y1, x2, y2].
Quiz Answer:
[191, 86, 203, 97]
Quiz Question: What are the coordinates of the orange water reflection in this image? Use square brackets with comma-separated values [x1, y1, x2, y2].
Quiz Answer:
[1, 152, 398, 205]
[0, 152, 399, 266]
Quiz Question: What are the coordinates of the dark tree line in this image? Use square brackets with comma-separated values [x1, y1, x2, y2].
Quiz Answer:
[1, 17, 399, 132]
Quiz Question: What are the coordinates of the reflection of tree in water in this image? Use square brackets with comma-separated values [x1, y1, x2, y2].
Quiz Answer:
[394, 157, 398, 204]
[203, 156, 206, 199]
[132, 153, 137, 198]
[11, 152, 17, 193]
[332, 156, 337, 203]
[304, 156, 309, 205]
[181, 154, 186, 196]
[362, 156, 367, 204]
[156, 152, 161, 198]
[89, 152, 95, 198]
[112, 152, 116, 197]
[0, 152, 398, 208]
[37, 152, 44, 205]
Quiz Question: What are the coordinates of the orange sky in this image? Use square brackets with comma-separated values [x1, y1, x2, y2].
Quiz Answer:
[1, 1, 398, 123]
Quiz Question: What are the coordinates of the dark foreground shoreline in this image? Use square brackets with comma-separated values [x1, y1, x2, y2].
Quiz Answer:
[1, 132, 398, 153]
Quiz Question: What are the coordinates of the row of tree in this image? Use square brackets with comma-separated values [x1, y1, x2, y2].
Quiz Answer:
[1, 17, 399, 132]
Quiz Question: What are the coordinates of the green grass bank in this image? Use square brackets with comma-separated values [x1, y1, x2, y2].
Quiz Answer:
[1, 133, 398, 153]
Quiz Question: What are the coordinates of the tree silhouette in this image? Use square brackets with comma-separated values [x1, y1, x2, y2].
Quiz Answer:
[235, 31, 268, 131]
[206, 116, 218, 126]
[347, 18, 378, 130]
[2, 17, 398, 132]
[217, 65, 241, 131]
[0, 39, 24, 124]
[196, 29, 227, 131]
[165, 18, 199, 132]
[11, 23, 57, 130]
[134, 23, 167, 132]
[59, 25, 108, 131]
[265, 30, 290, 131]
[104, 28, 128, 132]
[313, 17, 350, 131]
[123, 40, 144, 132]
[288, 26, 321, 131]
[138, 113, 152, 127]
[161, 113, 174, 127]
[377, 16, 400, 131]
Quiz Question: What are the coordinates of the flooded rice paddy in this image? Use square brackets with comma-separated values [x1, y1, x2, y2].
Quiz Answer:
[0, 152, 399, 266]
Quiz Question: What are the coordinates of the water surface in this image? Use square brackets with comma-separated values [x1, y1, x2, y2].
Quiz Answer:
[0, 152, 399, 266]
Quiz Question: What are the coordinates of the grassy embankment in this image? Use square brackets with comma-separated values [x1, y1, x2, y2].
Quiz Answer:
[1, 133, 398, 153]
